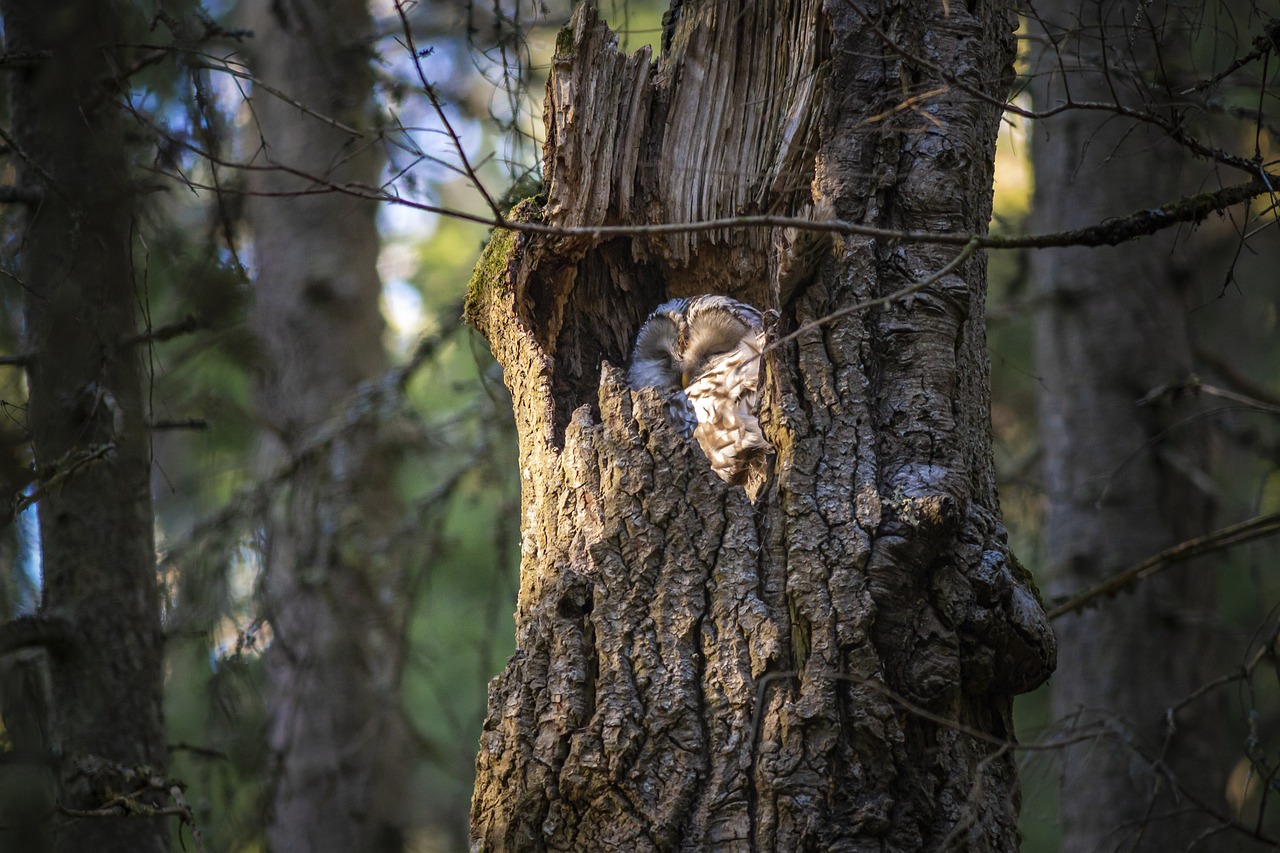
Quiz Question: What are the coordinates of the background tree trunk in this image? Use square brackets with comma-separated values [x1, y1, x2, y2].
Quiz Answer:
[1027, 2, 1233, 849]
[244, 2, 411, 850]
[468, 2, 1055, 850]
[0, 3, 168, 851]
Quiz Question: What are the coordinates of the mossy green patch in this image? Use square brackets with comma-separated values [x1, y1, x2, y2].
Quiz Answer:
[463, 199, 548, 329]
[554, 24, 575, 59]
[463, 226, 518, 328]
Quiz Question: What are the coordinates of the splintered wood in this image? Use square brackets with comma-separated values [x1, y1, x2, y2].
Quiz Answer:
[544, 2, 825, 292]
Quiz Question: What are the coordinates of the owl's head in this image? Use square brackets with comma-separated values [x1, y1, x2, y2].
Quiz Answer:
[627, 295, 762, 391]
[679, 296, 762, 386]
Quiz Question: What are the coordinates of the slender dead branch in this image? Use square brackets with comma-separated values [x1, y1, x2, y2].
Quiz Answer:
[159, 150, 1278, 251]
[1194, 344, 1280, 408]
[764, 237, 981, 356]
[149, 418, 209, 431]
[124, 75, 1277, 254]
[0, 50, 49, 68]
[1180, 18, 1280, 94]
[158, 320, 462, 569]
[120, 314, 206, 348]
[1047, 512, 1280, 619]
[0, 614, 73, 656]
[55, 785, 207, 853]
[4, 442, 116, 528]
[393, 0, 502, 218]
[1169, 639, 1274, 720]
[1196, 383, 1280, 416]
[844, 0, 1272, 179]
[0, 123, 60, 198]
[193, 59, 364, 137]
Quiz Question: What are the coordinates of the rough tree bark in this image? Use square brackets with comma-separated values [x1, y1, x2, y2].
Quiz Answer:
[244, 2, 411, 850]
[0, 3, 168, 852]
[1027, 2, 1234, 850]
[468, 2, 1055, 850]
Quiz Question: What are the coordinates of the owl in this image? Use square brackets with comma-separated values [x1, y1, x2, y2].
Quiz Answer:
[627, 295, 770, 485]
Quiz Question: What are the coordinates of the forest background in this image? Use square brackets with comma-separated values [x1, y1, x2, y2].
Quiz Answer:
[0, 0, 1278, 851]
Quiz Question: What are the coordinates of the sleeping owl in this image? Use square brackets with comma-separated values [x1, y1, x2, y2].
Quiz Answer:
[627, 295, 770, 485]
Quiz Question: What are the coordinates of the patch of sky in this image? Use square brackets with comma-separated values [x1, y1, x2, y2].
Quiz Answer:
[14, 488, 41, 614]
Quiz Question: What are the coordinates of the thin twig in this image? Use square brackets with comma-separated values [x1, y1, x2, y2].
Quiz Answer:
[158, 322, 462, 569]
[194, 61, 363, 137]
[120, 314, 206, 348]
[5, 442, 117, 527]
[1180, 18, 1280, 94]
[763, 237, 981, 356]
[149, 418, 209, 431]
[1047, 512, 1280, 619]
[393, 0, 502, 218]
[845, 0, 1269, 179]
[1194, 343, 1280, 408]
[129, 93, 1278, 254]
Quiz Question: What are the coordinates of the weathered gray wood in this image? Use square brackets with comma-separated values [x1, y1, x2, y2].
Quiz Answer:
[469, 2, 1054, 849]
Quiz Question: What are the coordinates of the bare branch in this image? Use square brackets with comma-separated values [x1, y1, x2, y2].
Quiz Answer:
[1180, 17, 1280, 95]
[1194, 343, 1280, 409]
[764, 237, 982, 355]
[55, 780, 207, 853]
[124, 75, 1277, 256]
[119, 314, 207, 349]
[157, 147, 1279, 255]
[0, 51, 49, 68]
[1047, 512, 1280, 620]
[845, 0, 1270, 179]
[1168, 639, 1274, 720]
[4, 442, 116, 528]
[190, 59, 364, 137]
[149, 418, 209, 431]
[393, 0, 502, 218]
[158, 320, 463, 569]
[1195, 383, 1280, 416]
[0, 124, 60, 197]
[0, 614, 73, 656]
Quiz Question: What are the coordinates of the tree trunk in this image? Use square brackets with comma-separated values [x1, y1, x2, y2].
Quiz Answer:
[0, 3, 168, 852]
[244, 2, 411, 850]
[468, 2, 1055, 850]
[1027, 2, 1231, 850]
